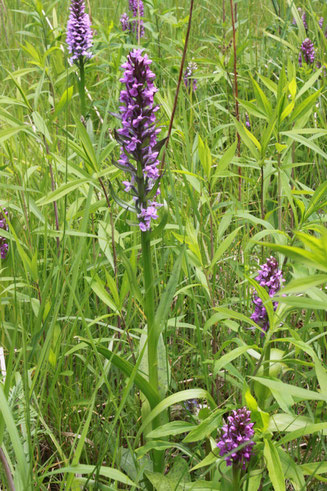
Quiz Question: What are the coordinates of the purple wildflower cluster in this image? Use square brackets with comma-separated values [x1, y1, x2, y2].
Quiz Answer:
[66, 0, 93, 64]
[251, 256, 283, 333]
[121, 0, 144, 40]
[120, 12, 130, 32]
[184, 62, 198, 92]
[217, 407, 255, 468]
[292, 8, 307, 30]
[299, 38, 315, 66]
[116, 49, 162, 232]
[245, 113, 251, 129]
[0, 208, 9, 260]
[319, 17, 324, 29]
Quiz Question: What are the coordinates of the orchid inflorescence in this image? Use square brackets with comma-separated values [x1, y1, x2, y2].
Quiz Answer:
[251, 256, 284, 333]
[66, 0, 93, 64]
[0, 208, 9, 260]
[299, 38, 315, 66]
[217, 407, 255, 469]
[184, 62, 198, 92]
[113, 49, 164, 232]
[121, 0, 144, 40]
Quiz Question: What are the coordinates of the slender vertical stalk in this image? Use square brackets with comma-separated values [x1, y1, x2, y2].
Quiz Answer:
[137, 0, 141, 44]
[98, 177, 121, 331]
[78, 60, 87, 119]
[261, 163, 264, 221]
[230, 0, 241, 201]
[160, 0, 194, 174]
[140, 231, 157, 389]
[0, 448, 15, 491]
[232, 464, 240, 491]
[141, 230, 164, 473]
[222, 0, 226, 43]
[277, 149, 282, 230]
[43, 136, 60, 255]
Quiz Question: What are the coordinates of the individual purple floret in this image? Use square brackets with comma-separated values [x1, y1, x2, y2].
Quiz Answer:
[120, 12, 130, 31]
[66, 0, 93, 64]
[292, 8, 307, 30]
[319, 17, 324, 29]
[115, 49, 162, 232]
[250, 256, 284, 333]
[129, 0, 144, 40]
[217, 407, 255, 469]
[245, 113, 251, 129]
[0, 208, 9, 260]
[184, 62, 198, 92]
[299, 38, 315, 66]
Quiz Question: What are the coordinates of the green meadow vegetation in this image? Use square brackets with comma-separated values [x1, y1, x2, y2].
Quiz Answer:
[1, 0, 327, 489]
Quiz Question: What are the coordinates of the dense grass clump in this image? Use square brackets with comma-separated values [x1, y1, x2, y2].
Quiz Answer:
[0, 0, 327, 489]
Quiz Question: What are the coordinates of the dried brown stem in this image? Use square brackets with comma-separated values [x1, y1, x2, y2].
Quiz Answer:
[160, 0, 194, 174]
[230, 0, 242, 201]
[0, 447, 15, 491]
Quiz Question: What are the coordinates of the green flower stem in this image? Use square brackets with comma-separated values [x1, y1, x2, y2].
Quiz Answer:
[232, 464, 241, 491]
[140, 230, 163, 472]
[78, 60, 87, 119]
[141, 230, 158, 389]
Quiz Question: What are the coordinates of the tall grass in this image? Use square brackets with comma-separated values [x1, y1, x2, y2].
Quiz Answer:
[0, 0, 327, 489]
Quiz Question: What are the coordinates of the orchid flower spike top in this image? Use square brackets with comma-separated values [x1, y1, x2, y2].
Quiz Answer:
[66, 0, 93, 64]
[113, 49, 164, 232]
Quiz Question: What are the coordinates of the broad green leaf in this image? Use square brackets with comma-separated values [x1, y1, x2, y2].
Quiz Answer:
[281, 275, 327, 294]
[37, 178, 89, 205]
[209, 226, 242, 270]
[76, 119, 99, 171]
[269, 413, 312, 433]
[281, 131, 327, 160]
[147, 421, 196, 439]
[183, 409, 223, 443]
[211, 141, 237, 186]
[86, 275, 119, 313]
[198, 135, 212, 179]
[0, 387, 30, 489]
[0, 126, 28, 145]
[290, 90, 321, 124]
[191, 450, 221, 471]
[213, 307, 263, 333]
[53, 86, 74, 118]
[32, 111, 52, 143]
[278, 422, 327, 446]
[296, 67, 323, 98]
[264, 439, 285, 491]
[251, 75, 272, 116]
[213, 345, 254, 375]
[45, 464, 138, 487]
[251, 377, 327, 402]
[135, 389, 216, 445]
[154, 247, 184, 339]
[300, 461, 327, 477]
[278, 448, 306, 490]
[232, 118, 260, 159]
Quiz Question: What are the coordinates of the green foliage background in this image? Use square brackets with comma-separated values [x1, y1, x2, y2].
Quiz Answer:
[1, 0, 327, 489]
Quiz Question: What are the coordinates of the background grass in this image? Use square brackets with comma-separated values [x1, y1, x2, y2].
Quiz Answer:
[1, 0, 327, 489]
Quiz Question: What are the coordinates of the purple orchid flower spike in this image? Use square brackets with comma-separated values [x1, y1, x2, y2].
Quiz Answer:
[0, 208, 9, 260]
[299, 38, 315, 66]
[112, 49, 164, 232]
[129, 0, 144, 40]
[120, 12, 130, 32]
[184, 62, 198, 92]
[251, 256, 284, 333]
[217, 407, 255, 469]
[66, 0, 93, 64]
